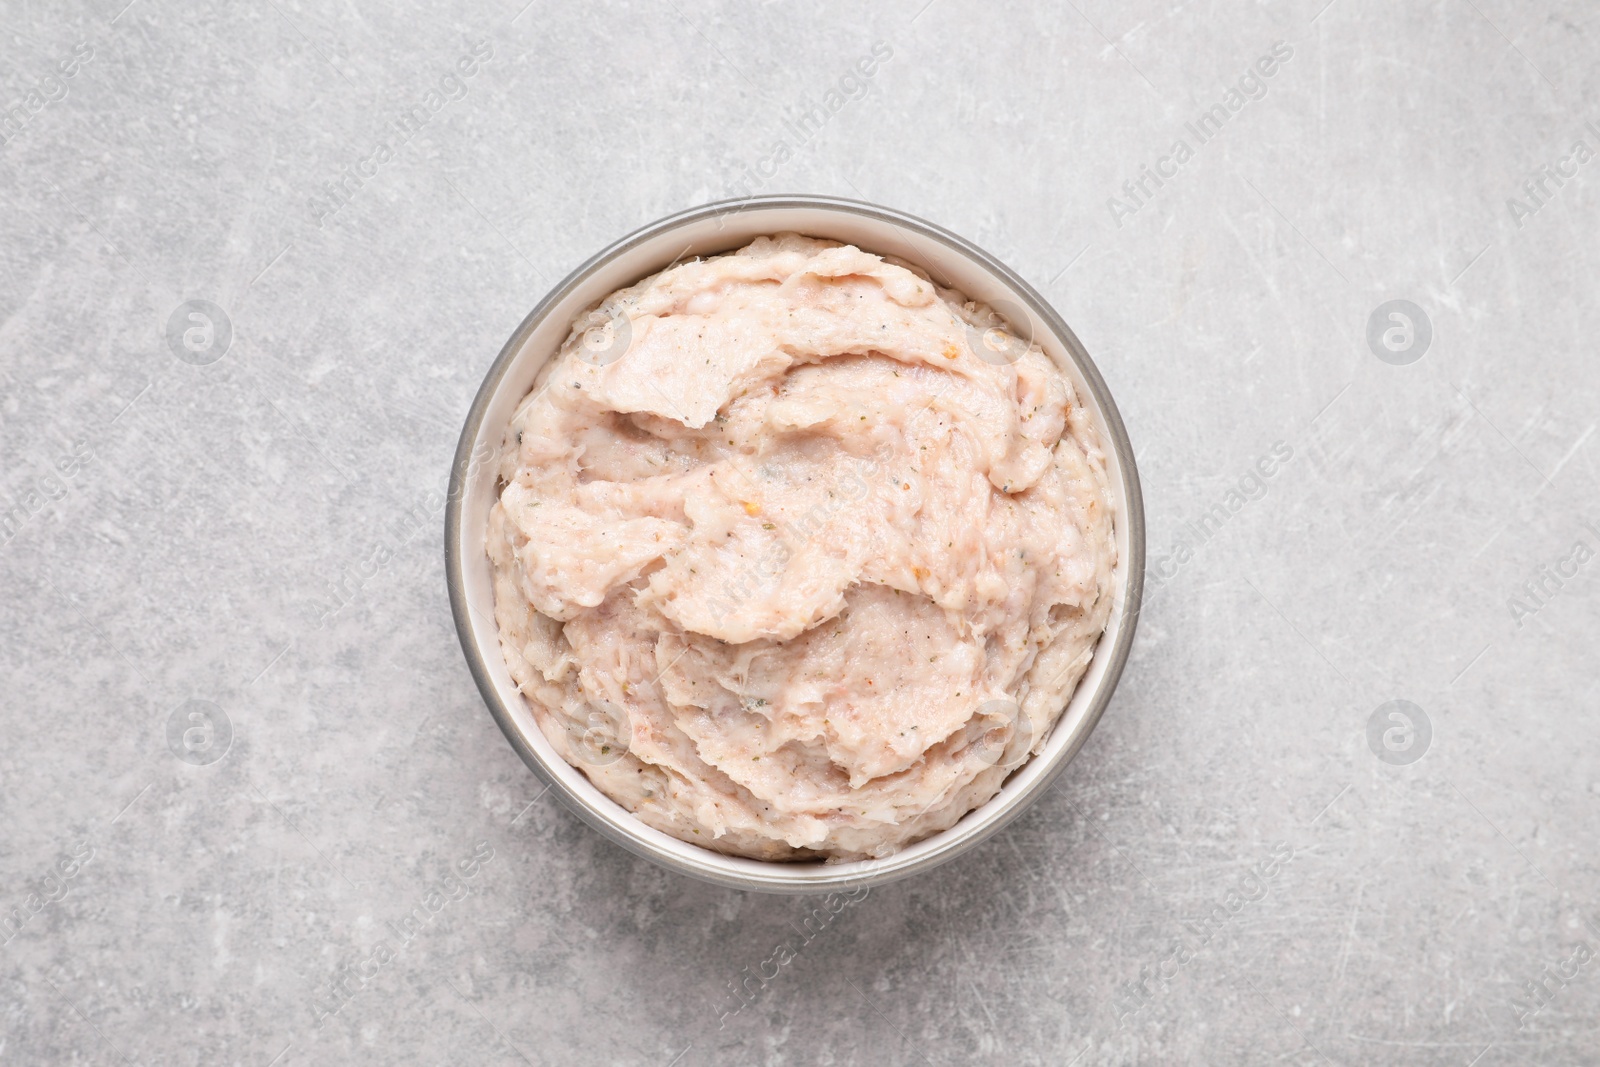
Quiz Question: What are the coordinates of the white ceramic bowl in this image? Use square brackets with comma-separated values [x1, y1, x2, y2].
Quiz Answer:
[446, 195, 1144, 893]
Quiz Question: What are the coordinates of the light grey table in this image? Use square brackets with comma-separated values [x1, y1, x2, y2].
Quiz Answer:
[3, 1, 1597, 1064]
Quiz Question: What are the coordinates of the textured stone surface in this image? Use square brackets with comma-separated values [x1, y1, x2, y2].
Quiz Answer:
[2, 1, 1598, 1064]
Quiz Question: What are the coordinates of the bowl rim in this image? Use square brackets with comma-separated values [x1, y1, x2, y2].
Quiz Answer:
[446, 193, 1145, 893]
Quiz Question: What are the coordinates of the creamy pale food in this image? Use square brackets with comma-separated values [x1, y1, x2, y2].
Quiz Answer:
[487, 234, 1116, 861]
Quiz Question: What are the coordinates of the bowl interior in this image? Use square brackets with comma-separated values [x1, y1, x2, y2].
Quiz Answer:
[450, 198, 1143, 893]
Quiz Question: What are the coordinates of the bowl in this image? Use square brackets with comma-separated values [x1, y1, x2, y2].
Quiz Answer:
[446, 195, 1144, 894]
